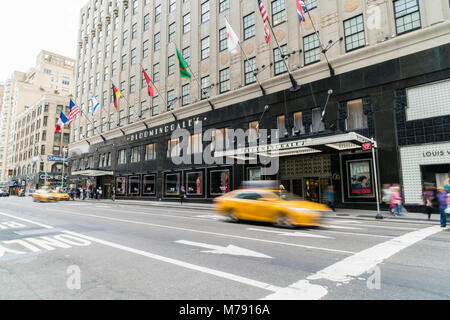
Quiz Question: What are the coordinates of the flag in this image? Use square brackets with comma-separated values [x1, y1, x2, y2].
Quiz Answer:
[56, 112, 68, 133]
[176, 48, 191, 79]
[112, 84, 123, 111]
[142, 69, 154, 97]
[89, 95, 100, 116]
[257, 0, 271, 44]
[68, 100, 80, 125]
[297, 0, 307, 23]
[225, 18, 239, 55]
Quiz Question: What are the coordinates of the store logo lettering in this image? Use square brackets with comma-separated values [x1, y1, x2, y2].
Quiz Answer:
[422, 150, 450, 158]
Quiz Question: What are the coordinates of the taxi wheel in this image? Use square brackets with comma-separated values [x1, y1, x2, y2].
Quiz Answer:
[226, 210, 239, 223]
[274, 213, 295, 229]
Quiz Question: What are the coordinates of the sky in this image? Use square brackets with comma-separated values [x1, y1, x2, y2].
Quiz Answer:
[0, 0, 88, 82]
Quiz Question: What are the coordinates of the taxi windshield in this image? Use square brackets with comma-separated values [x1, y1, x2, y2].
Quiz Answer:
[273, 191, 303, 201]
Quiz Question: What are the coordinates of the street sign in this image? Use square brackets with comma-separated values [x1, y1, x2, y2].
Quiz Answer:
[47, 156, 68, 162]
[362, 142, 372, 151]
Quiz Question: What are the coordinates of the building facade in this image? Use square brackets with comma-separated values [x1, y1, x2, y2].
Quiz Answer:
[68, 0, 450, 209]
[0, 51, 75, 189]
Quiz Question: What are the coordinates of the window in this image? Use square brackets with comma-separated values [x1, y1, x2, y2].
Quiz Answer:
[143, 175, 156, 195]
[131, 48, 136, 65]
[305, 0, 317, 10]
[277, 115, 286, 137]
[54, 132, 61, 143]
[111, 61, 117, 77]
[122, 54, 127, 70]
[53, 146, 60, 156]
[128, 105, 135, 123]
[219, 28, 227, 52]
[210, 170, 230, 195]
[133, 0, 139, 15]
[132, 23, 137, 40]
[346, 99, 367, 130]
[153, 63, 160, 82]
[165, 173, 180, 196]
[274, 45, 288, 75]
[219, 0, 229, 12]
[293, 112, 305, 135]
[109, 113, 115, 130]
[131, 146, 140, 163]
[201, 1, 210, 23]
[303, 33, 320, 65]
[116, 177, 126, 195]
[122, 30, 128, 46]
[311, 107, 325, 133]
[272, 0, 286, 25]
[167, 90, 176, 110]
[167, 138, 180, 158]
[155, 5, 161, 23]
[169, 0, 176, 13]
[118, 149, 127, 165]
[248, 121, 259, 142]
[143, 40, 149, 58]
[183, 13, 191, 34]
[201, 37, 210, 60]
[243, 13, 255, 40]
[201, 76, 210, 100]
[219, 68, 230, 93]
[168, 55, 175, 75]
[145, 144, 156, 160]
[154, 32, 160, 51]
[182, 84, 190, 106]
[394, 0, 421, 35]
[344, 15, 366, 52]
[129, 176, 140, 195]
[119, 109, 126, 126]
[141, 100, 149, 119]
[152, 97, 159, 116]
[143, 14, 150, 31]
[245, 57, 256, 85]
[188, 134, 203, 155]
[182, 47, 190, 65]
[168, 22, 176, 43]
[101, 117, 107, 132]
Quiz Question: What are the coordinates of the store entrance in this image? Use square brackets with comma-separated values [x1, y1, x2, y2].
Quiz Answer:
[305, 177, 332, 203]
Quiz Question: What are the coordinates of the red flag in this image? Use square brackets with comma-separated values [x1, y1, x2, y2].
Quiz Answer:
[142, 69, 154, 97]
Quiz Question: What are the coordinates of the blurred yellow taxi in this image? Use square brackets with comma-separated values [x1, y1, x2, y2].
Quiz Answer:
[32, 189, 58, 203]
[54, 190, 70, 201]
[214, 187, 331, 227]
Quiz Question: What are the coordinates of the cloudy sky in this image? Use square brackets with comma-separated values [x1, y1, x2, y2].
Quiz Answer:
[0, 0, 88, 81]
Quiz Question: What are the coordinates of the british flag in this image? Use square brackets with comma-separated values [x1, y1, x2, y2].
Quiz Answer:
[297, 0, 307, 23]
[257, 0, 271, 44]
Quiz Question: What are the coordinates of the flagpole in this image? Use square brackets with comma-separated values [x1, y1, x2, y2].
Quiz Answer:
[257, 0, 300, 91]
[177, 47, 215, 110]
[225, 17, 266, 96]
[304, 9, 335, 76]
[139, 62, 169, 113]
[71, 98, 96, 138]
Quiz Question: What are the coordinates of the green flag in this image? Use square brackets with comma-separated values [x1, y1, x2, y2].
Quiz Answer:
[176, 48, 191, 79]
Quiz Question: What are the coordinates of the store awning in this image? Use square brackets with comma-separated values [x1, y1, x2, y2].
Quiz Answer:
[71, 170, 114, 177]
[214, 132, 375, 159]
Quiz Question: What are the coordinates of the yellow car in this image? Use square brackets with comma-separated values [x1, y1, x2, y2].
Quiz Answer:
[214, 189, 331, 227]
[32, 189, 58, 203]
[53, 190, 70, 201]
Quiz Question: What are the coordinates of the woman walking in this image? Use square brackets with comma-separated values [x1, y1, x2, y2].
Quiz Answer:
[437, 186, 447, 228]
[391, 186, 404, 216]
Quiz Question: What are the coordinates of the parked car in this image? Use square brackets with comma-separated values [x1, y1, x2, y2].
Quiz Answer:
[0, 189, 9, 197]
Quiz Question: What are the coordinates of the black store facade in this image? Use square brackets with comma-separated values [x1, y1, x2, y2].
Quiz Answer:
[68, 44, 449, 209]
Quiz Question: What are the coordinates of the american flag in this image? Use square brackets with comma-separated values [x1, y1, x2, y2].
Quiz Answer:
[297, 0, 307, 23]
[68, 99, 81, 125]
[257, 0, 271, 44]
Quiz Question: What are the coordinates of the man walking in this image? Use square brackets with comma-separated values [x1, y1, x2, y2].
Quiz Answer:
[437, 186, 447, 228]
[180, 186, 186, 205]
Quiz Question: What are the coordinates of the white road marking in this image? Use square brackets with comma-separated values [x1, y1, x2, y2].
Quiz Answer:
[175, 240, 273, 259]
[194, 215, 226, 220]
[62, 230, 282, 293]
[0, 221, 26, 230]
[0, 212, 53, 229]
[322, 225, 364, 230]
[46, 210, 355, 255]
[311, 229, 394, 239]
[263, 225, 443, 300]
[247, 228, 332, 239]
[328, 220, 362, 224]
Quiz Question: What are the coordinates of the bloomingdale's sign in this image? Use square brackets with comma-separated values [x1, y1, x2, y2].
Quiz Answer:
[126, 117, 202, 142]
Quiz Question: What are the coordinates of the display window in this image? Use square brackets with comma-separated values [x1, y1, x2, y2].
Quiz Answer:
[347, 159, 374, 198]
[143, 174, 156, 195]
[248, 167, 261, 181]
[186, 172, 203, 195]
[116, 177, 126, 195]
[128, 176, 140, 195]
[210, 170, 230, 195]
[165, 173, 180, 196]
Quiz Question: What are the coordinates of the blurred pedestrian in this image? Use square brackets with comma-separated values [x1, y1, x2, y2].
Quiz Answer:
[180, 186, 186, 204]
[382, 184, 392, 212]
[422, 186, 434, 220]
[391, 186, 404, 216]
[82, 188, 87, 201]
[111, 187, 116, 202]
[97, 187, 103, 200]
[69, 188, 75, 201]
[325, 185, 336, 212]
[437, 186, 447, 228]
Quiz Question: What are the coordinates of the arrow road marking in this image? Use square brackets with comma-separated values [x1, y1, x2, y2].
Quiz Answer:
[175, 240, 273, 259]
[247, 228, 332, 239]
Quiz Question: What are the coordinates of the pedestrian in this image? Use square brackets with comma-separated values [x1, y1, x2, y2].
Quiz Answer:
[180, 186, 186, 204]
[422, 186, 434, 220]
[325, 185, 336, 212]
[82, 188, 87, 201]
[69, 188, 75, 201]
[97, 187, 103, 200]
[437, 186, 447, 228]
[111, 187, 116, 201]
[382, 184, 392, 212]
[391, 186, 404, 216]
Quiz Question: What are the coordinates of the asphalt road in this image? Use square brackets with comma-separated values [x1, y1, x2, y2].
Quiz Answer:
[0, 196, 449, 300]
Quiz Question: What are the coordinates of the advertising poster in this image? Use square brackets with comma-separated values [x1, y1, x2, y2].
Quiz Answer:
[348, 160, 374, 197]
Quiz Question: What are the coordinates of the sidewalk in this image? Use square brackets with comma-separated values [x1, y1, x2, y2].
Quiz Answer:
[89, 199, 442, 224]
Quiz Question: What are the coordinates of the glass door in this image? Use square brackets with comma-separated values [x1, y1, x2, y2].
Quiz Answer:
[305, 178, 320, 202]
[320, 178, 332, 204]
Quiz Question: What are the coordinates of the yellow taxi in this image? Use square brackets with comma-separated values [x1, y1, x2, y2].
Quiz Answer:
[214, 183, 331, 227]
[53, 189, 70, 201]
[32, 189, 58, 203]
